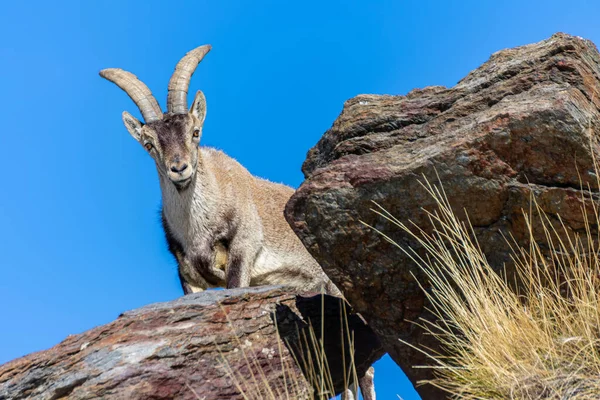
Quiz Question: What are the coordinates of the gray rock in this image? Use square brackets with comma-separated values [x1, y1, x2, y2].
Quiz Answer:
[0, 286, 382, 400]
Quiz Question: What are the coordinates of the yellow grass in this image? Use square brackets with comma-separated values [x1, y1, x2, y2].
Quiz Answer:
[212, 296, 361, 400]
[369, 175, 600, 399]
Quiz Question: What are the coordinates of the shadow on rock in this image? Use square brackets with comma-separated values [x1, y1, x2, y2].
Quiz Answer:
[274, 293, 384, 398]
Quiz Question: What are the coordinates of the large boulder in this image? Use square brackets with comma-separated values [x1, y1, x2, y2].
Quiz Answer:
[285, 33, 600, 398]
[0, 286, 383, 400]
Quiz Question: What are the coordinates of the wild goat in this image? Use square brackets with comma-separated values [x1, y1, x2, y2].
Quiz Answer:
[100, 45, 376, 400]
[99, 45, 342, 296]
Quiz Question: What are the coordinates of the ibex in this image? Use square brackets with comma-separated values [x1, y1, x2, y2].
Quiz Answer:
[99, 45, 341, 296]
[100, 45, 376, 400]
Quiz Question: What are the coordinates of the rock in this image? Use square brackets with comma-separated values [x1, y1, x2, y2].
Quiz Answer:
[0, 286, 383, 400]
[285, 32, 600, 398]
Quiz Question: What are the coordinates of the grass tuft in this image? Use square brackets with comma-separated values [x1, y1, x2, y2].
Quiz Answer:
[368, 172, 600, 399]
[212, 294, 364, 400]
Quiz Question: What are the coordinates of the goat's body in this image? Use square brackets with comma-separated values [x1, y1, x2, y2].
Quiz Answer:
[101, 44, 372, 397]
[161, 146, 340, 295]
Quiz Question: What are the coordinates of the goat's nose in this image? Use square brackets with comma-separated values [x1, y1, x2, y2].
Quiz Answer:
[170, 163, 188, 173]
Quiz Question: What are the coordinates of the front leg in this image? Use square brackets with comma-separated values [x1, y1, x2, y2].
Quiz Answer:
[359, 366, 376, 400]
[162, 212, 207, 294]
[225, 233, 257, 288]
[178, 268, 204, 294]
[187, 241, 227, 287]
[176, 251, 209, 294]
[226, 251, 252, 288]
[175, 239, 227, 292]
[341, 367, 376, 400]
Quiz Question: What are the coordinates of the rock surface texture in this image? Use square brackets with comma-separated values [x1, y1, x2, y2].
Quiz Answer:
[285, 33, 600, 398]
[0, 287, 382, 400]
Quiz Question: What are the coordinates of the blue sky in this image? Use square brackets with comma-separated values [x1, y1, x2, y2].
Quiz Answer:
[1, 1, 600, 398]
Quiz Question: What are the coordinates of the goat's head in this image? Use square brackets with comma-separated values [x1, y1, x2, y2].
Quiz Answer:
[100, 45, 210, 190]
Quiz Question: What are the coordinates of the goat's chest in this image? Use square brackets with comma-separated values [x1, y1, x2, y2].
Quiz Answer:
[162, 192, 220, 254]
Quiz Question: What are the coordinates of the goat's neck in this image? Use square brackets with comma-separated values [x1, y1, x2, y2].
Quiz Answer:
[158, 149, 215, 238]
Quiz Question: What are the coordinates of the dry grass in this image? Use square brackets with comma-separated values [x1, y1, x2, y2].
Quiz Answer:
[213, 296, 361, 400]
[369, 175, 600, 399]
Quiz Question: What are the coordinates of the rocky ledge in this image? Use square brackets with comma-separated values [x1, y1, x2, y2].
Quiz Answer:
[0, 287, 383, 400]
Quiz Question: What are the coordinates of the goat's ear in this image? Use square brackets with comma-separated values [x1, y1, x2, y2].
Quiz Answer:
[190, 90, 206, 125]
[122, 111, 143, 141]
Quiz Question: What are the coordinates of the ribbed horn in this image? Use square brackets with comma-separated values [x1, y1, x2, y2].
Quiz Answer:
[167, 45, 212, 114]
[99, 68, 163, 123]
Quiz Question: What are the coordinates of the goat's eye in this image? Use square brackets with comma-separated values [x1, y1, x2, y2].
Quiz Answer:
[193, 129, 200, 138]
[144, 143, 153, 151]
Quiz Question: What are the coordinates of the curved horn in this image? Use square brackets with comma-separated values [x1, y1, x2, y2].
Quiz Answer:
[99, 68, 163, 123]
[167, 45, 212, 114]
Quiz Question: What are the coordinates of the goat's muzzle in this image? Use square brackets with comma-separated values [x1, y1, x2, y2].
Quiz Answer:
[168, 160, 193, 189]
